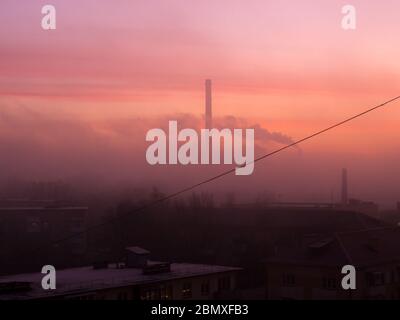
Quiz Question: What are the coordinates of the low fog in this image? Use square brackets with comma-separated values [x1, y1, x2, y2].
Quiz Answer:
[0, 103, 399, 209]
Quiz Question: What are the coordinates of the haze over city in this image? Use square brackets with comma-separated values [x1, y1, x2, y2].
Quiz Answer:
[1, 1, 400, 207]
[3, 0, 400, 306]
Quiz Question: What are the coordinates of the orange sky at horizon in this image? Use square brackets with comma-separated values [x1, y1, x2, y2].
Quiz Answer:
[1, 0, 400, 158]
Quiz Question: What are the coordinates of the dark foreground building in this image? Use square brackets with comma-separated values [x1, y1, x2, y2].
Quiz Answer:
[266, 227, 400, 300]
[0, 247, 241, 300]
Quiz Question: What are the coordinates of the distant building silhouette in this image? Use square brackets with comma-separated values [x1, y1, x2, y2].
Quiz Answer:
[0, 204, 87, 274]
[266, 227, 400, 300]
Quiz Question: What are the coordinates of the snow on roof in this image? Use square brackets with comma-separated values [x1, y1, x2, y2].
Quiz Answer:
[0, 262, 241, 300]
[125, 246, 150, 255]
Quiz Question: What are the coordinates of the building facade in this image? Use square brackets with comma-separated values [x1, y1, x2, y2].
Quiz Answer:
[0, 247, 241, 300]
[266, 228, 400, 300]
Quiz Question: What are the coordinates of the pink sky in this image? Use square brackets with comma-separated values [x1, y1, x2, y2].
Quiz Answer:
[1, 1, 400, 205]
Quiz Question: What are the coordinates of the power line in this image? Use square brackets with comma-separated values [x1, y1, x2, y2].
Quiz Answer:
[35, 95, 400, 251]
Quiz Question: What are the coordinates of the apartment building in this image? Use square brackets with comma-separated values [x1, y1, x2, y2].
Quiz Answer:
[0, 247, 241, 300]
[266, 227, 400, 300]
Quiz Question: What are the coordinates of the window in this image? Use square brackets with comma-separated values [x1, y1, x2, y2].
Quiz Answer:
[322, 277, 337, 290]
[141, 289, 151, 300]
[75, 294, 95, 300]
[26, 216, 41, 233]
[160, 285, 173, 300]
[218, 276, 231, 291]
[117, 291, 128, 300]
[182, 282, 192, 299]
[201, 281, 210, 296]
[141, 287, 159, 300]
[69, 219, 84, 233]
[282, 274, 296, 287]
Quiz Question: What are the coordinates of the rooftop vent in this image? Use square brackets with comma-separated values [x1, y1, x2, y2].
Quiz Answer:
[126, 246, 150, 268]
[307, 238, 333, 256]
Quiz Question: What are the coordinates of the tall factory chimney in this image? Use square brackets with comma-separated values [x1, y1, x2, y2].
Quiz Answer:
[205, 79, 212, 129]
[341, 168, 348, 205]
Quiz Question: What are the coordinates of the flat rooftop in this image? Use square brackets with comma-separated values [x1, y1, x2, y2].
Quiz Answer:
[0, 263, 241, 300]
